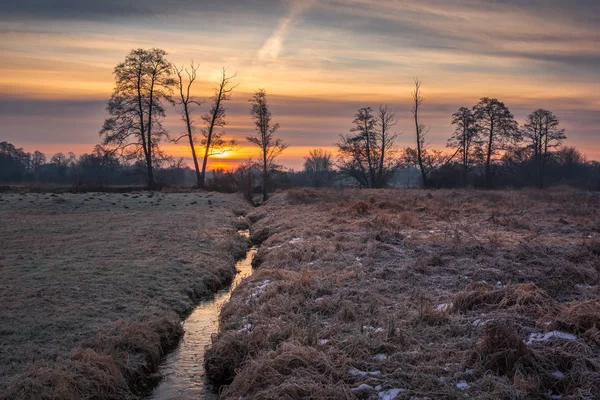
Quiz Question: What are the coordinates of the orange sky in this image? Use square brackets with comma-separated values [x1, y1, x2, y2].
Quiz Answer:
[1, 0, 599, 168]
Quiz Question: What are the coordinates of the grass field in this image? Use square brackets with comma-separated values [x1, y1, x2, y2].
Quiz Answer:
[206, 188, 600, 399]
[0, 191, 249, 400]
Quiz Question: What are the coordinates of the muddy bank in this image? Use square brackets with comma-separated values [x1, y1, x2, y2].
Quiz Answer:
[0, 192, 249, 400]
[205, 188, 600, 399]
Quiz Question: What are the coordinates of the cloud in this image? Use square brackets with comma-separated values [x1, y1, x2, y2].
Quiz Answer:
[257, 0, 316, 60]
[0, 0, 283, 21]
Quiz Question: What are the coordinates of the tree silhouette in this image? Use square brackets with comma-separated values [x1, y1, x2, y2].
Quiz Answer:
[174, 62, 204, 188]
[100, 48, 176, 188]
[522, 109, 566, 188]
[473, 97, 520, 188]
[337, 106, 399, 188]
[304, 149, 333, 188]
[247, 89, 287, 201]
[411, 78, 429, 186]
[448, 107, 479, 187]
[200, 69, 237, 189]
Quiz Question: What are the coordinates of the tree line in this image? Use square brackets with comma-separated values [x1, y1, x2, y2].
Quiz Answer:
[2, 49, 599, 193]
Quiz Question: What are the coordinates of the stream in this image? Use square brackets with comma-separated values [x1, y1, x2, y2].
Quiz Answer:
[148, 229, 256, 400]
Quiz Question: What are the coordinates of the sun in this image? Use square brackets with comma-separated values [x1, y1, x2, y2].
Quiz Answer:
[212, 150, 233, 158]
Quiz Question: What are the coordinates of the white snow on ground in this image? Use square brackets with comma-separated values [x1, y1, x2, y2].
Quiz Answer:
[527, 331, 577, 345]
[363, 325, 384, 334]
[318, 339, 329, 345]
[456, 380, 469, 390]
[348, 368, 381, 376]
[373, 353, 387, 361]
[435, 303, 453, 312]
[289, 237, 304, 244]
[378, 388, 405, 399]
[236, 323, 252, 333]
[351, 384, 373, 392]
[552, 371, 565, 378]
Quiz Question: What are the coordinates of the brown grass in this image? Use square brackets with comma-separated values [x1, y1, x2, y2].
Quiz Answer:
[205, 188, 600, 399]
[0, 191, 249, 399]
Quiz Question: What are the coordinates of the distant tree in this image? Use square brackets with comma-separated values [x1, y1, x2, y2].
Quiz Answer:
[553, 146, 585, 181]
[473, 97, 520, 188]
[31, 150, 46, 173]
[304, 149, 333, 188]
[247, 89, 288, 201]
[375, 105, 400, 186]
[337, 105, 399, 188]
[448, 107, 479, 187]
[0, 142, 28, 182]
[100, 48, 176, 188]
[200, 68, 237, 189]
[522, 109, 566, 188]
[50, 152, 68, 180]
[174, 62, 204, 188]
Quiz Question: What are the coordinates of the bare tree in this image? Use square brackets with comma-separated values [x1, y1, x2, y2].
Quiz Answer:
[100, 48, 176, 188]
[337, 106, 399, 188]
[247, 89, 288, 201]
[304, 149, 334, 188]
[376, 104, 400, 186]
[473, 97, 520, 188]
[448, 107, 479, 187]
[198, 68, 237, 189]
[174, 62, 204, 188]
[337, 107, 377, 188]
[411, 78, 429, 187]
[522, 109, 566, 188]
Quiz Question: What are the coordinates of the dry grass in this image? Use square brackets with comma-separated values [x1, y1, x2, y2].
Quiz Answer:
[0, 191, 249, 399]
[205, 188, 600, 399]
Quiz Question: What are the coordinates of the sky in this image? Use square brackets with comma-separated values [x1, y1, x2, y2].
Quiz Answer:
[1, 0, 599, 170]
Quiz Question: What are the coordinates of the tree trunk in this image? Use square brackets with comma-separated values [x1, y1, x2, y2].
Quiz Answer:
[200, 87, 224, 189]
[262, 151, 268, 202]
[484, 120, 494, 189]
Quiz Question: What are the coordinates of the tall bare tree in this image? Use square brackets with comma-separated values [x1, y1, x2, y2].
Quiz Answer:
[100, 48, 176, 188]
[473, 97, 520, 188]
[199, 69, 237, 189]
[410, 78, 429, 187]
[522, 109, 566, 188]
[247, 89, 288, 201]
[304, 148, 334, 188]
[448, 106, 479, 187]
[174, 62, 204, 188]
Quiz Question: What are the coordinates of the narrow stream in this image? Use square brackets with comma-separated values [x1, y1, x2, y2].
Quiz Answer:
[148, 229, 256, 400]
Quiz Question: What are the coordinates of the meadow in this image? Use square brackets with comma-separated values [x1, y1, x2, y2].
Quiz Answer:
[206, 188, 600, 399]
[0, 191, 249, 399]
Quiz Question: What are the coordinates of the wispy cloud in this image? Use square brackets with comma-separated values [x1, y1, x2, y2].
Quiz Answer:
[257, 0, 316, 60]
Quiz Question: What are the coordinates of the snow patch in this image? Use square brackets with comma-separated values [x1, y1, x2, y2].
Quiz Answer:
[527, 331, 577, 345]
[289, 237, 304, 244]
[351, 384, 373, 392]
[552, 371, 565, 379]
[348, 368, 381, 376]
[378, 388, 405, 400]
[236, 323, 252, 333]
[318, 339, 329, 345]
[373, 353, 387, 361]
[363, 325, 384, 334]
[435, 303, 453, 312]
[456, 380, 469, 390]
